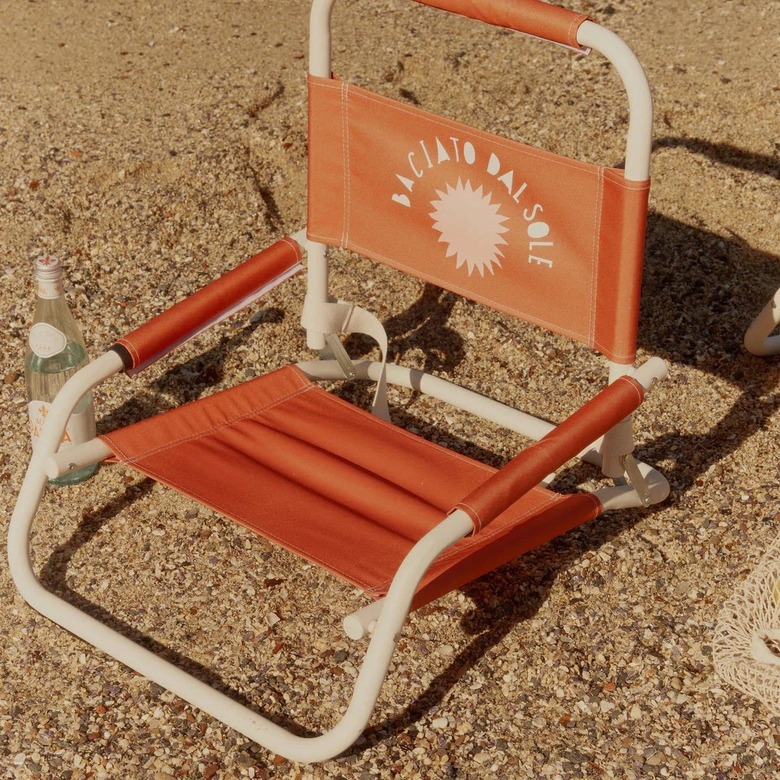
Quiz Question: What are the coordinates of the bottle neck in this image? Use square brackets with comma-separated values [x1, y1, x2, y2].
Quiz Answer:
[34, 255, 65, 300]
[35, 273, 64, 300]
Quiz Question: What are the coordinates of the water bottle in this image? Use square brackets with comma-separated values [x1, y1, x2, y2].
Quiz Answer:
[25, 254, 97, 485]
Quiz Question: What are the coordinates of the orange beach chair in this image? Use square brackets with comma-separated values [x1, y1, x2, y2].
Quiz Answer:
[9, 0, 669, 762]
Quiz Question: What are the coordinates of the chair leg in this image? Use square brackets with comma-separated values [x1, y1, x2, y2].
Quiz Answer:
[744, 288, 780, 356]
[8, 449, 473, 762]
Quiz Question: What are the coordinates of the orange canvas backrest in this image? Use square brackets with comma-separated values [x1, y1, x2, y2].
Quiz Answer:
[306, 0, 651, 365]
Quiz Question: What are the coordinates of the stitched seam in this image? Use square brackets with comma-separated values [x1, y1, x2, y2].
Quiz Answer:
[103, 374, 312, 464]
[280, 235, 303, 261]
[589, 166, 604, 349]
[567, 14, 585, 48]
[116, 337, 140, 368]
[455, 501, 482, 533]
[618, 375, 645, 405]
[341, 81, 350, 247]
[591, 347, 637, 361]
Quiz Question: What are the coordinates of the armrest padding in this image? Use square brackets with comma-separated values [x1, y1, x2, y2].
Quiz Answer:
[454, 374, 645, 532]
[114, 237, 302, 374]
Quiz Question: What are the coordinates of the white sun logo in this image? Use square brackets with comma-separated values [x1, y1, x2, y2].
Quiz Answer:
[430, 178, 509, 277]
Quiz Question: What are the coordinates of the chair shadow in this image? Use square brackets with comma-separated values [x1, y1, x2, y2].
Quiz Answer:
[654, 136, 780, 180]
[354, 138, 780, 747]
[37, 478, 323, 739]
[638, 133, 780, 496]
[39, 139, 780, 757]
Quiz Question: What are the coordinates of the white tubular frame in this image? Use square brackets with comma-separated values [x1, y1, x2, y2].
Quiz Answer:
[744, 287, 780, 356]
[8, 349, 476, 762]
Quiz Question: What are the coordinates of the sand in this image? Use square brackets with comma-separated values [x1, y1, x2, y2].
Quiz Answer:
[1, 0, 779, 777]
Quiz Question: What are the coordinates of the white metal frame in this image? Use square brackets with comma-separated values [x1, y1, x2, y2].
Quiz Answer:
[744, 287, 780, 356]
[8, 2, 665, 763]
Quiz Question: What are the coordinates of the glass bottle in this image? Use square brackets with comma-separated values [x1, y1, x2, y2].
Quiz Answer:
[25, 254, 97, 485]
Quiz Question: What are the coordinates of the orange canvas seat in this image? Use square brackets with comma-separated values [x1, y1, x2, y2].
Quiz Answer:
[9, 0, 670, 764]
[98, 364, 608, 607]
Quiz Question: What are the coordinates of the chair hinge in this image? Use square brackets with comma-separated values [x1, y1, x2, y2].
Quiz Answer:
[324, 333, 357, 379]
[621, 453, 651, 507]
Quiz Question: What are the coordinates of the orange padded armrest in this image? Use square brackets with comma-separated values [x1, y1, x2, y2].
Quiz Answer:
[112, 237, 303, 375]
[413, 0, 590, 50]
[454, 375, 645, 532]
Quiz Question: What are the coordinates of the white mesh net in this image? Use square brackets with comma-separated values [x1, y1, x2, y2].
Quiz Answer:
[714, 533, 780, 714]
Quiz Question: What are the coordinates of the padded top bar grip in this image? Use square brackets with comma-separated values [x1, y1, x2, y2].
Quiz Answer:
[413, 0, 590, 50]
[453, 374, 645, 532]
[113, 237, 303, 375]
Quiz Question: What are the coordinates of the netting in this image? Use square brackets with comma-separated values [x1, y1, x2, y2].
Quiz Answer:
[713, 532, 780, 714]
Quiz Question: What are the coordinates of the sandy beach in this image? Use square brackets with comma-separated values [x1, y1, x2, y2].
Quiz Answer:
[1, 0, 780, 777]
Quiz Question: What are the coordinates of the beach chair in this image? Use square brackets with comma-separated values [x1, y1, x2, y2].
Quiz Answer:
[744, 288, 780, 355]
[9, 0, 669, 762]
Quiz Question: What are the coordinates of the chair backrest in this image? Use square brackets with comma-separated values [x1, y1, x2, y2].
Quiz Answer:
[306, 0, 653, 365]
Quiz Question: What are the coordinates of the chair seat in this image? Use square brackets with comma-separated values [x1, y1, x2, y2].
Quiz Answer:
[100, 365, 601, 608]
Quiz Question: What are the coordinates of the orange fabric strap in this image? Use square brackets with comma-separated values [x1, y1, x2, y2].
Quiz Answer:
[113, 238, 302, 375]
[307, 76, 649, 363]
[414, 0, 589, 50]
[453, 375, 645, 532]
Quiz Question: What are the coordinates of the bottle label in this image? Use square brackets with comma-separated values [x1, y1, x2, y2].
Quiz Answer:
[36, 275, 64, 300]
[28, 399, 96, 452]
[29, 322, 67, 358]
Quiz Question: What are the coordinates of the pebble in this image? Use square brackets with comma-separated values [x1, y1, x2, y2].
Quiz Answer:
[266, 612, 281, 626]
[431, 717, 449, 729]
[645, 751, 664, 767]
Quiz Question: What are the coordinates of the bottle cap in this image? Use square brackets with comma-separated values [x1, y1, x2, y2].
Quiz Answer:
[33, 254, 63, 282]
[33, 254, 64, 299]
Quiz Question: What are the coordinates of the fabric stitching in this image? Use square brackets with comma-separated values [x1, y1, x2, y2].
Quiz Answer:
[589, 166, 604, 348]
[102, 370, 312, 464]
[280, 235, 304, 261]
[116, 337, 140, 368]
[310, 78, 650, 194]
[567, 14, 586, 48]
[341, 81, 350, 247]
[455, 501, 482, 533]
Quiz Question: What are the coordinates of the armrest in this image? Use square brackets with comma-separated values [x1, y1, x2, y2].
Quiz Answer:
[453, 359, 666, 532]
[413, 0, 590, 51]
[111, 237, 303, 375]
